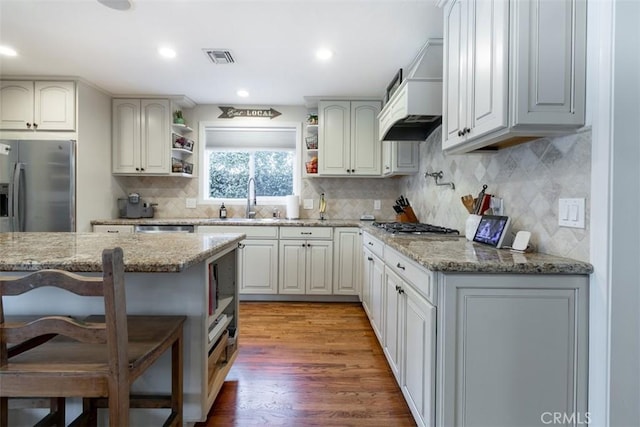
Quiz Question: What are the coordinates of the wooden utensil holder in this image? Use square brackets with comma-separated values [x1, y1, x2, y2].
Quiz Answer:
[396, 206, 419, 223]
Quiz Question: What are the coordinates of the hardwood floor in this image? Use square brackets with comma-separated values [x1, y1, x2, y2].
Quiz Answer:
[197, 302, 416, 427]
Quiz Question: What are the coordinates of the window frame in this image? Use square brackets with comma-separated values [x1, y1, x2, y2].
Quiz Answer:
[198, 120, 302, 206]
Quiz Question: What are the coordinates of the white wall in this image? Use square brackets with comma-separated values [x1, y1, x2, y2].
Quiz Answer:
[75, 81, 124, 231]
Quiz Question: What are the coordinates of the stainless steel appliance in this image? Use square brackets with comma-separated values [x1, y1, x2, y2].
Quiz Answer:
[134, 224, 194, 233]
[0, 140, 75, 232]
[117, 193, 156, 219]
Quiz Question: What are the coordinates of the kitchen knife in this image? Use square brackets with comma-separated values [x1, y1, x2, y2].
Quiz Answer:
[393, 205, 404, 213]
[473, 185, 488, 214]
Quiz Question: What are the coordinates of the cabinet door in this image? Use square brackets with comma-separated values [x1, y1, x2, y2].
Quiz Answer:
[112, 99, 141, 174]
[305, 240, 333, 295]
[369, 253, 385, 342]
[239, 239, 278, 294]
[384, 268, 403, 381]
[442, 0, 468, 149]
[279, 240, 306, 294]
[362, 247, 374, 316]
[512, 0, 586, 127]
[318, 101, 350, 175]
[350, 101, 381, 176]
[403, 283, 436, 427]
[466, 0, 508, 140]
[333, 228, 361, 295]
[34, 81, 76, 131]
[141, 99, 171, 174]
[0, 81, 33, 130]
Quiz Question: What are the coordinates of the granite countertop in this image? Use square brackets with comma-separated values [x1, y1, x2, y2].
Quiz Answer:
[362, 225, 594, 275]
[0, 232, 244, 273]
[91, 218, 364, 227]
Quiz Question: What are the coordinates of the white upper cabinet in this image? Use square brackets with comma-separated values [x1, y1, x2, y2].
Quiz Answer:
[442, 0, 586, 154]
[382, 141, 420, 176]
[112, 98, 171, 175]
[0, 80, 76, 131]
[318, 100, 382, 176]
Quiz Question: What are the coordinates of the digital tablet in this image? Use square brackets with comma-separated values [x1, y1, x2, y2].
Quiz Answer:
[473, 215, 512, 248]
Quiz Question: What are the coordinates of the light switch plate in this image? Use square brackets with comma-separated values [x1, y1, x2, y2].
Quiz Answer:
[185, 198, 197, 209]
[374, 200, 381, 210]
[303, 199, 314, 209]
[558, 198, 585, 228]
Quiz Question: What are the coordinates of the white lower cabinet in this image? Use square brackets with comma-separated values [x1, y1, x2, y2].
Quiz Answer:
[238, 239, 278, 294]
[279, 239, 332, 295]
[198, 225, 279, 295]
[333, 227, 361, 295]
[92, 224, 134, 233]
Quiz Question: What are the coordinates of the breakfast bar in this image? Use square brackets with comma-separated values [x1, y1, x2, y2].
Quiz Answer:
[0, 232, 244, 425]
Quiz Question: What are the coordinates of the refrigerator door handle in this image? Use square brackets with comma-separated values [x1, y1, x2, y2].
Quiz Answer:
[11, 162, 25, 232]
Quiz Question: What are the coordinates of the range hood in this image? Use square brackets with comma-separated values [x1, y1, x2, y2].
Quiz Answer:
[378, 39, 443, 142]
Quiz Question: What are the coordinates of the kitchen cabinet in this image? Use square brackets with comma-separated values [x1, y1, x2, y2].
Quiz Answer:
[384, 246, 436, 427]
[333, 227, 361, 295]
[437, 274, 588, 427]
[0, 80, 76, 131]
[441, 0, 586, 154]
[279, 227, 333, 295]
[318, 100, 381, 176]
[361, 232, 385, 340]
[92, 224, 134, 233]
[112, 98, 172, 175]
[198, 225, 279, 295]
[382, 141, 420, 176]
[171, 124, 195, 177]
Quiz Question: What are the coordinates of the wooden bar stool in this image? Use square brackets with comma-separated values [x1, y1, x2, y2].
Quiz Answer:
[0, 247, 185, 427]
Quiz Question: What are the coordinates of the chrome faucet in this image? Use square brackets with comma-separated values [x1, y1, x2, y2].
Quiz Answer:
[246, 177, 257, 218]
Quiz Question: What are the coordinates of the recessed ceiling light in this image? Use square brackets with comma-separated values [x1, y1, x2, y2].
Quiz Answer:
[237, 89, 249, 98]
[158, 47, 176, 59]
[316, 48, 333, 61]
[0, 46, 17, 57]
[97, 0, 131, 11]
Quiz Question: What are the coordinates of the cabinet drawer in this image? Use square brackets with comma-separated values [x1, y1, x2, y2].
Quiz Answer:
[198, 225, 278, 239]
[92, 225, 134, 233]
[362, 231, 384, 259]
[385, 246, 435, 304]
[279, 227, 332, 239]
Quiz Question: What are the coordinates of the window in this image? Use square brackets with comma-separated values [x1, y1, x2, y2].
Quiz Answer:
[202, 126, 299, 203]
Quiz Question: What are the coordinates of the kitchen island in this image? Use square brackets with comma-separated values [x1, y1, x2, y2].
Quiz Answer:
[0, 232, 244, 426]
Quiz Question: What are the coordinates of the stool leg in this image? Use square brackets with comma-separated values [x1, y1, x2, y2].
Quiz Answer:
[171, 333, 184, 426]
[82, 398, 98, 427]
[0, 397, 7, 427]
[51, 398, 65, 426]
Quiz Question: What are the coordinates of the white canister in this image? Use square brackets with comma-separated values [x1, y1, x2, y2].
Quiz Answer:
[465, 214, 482, 241]
[285, 195, 299, 219]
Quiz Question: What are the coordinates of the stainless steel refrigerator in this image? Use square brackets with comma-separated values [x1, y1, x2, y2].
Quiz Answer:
[0, 140, 76, 232]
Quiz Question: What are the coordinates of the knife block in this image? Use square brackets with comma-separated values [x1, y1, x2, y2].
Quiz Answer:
[397, 206, 419, 223]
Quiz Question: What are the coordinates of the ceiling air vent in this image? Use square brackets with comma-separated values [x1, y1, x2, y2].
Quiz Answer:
[204, 49, 235, 64]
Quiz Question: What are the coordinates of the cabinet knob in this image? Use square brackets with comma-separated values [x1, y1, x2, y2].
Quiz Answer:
[464, 127, 471, 134]
[398, 288, 405, 295]
[26, 123, 32, 129]
[368, 242, 374, 246]
[238, 243, 245, 249]
[135, 167, 140, 171]
[457, 130, 462, 136]
[140, 168, 145, 171]
[396, 262, 405, 270]
[367, 257, 373, 261]
[33, 123, 38, 129]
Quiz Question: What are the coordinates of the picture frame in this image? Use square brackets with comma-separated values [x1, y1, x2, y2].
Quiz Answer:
[385, 68, 403, 105]
[183, 139, 194, 152]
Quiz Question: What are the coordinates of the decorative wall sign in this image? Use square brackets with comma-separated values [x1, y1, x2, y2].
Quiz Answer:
[218, 106, 282, 119]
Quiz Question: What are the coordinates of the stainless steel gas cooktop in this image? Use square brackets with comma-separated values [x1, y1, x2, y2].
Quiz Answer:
[372, 222, 460, 235]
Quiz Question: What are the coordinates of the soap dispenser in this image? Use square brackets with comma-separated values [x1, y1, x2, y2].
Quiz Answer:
[219, 203, 227, 219]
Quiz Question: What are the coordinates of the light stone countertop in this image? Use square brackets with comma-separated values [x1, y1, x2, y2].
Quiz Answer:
[0, 232, 244, 273]
[91, 218, 364, 227]
[89, 218, 593, 274]
[362, 225, 594, 275]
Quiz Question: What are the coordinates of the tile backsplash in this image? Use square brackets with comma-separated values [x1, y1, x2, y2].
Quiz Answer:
[401, 127, 591, 262]
[117, 125, 590, 261]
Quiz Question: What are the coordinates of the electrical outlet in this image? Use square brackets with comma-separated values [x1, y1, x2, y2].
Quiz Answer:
[374, 200, 381, 210]
[185, 198, 197, 209]
[303, 199, 314, 209]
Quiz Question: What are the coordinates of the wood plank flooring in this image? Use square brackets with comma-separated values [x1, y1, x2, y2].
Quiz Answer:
[196, 302, 416, 427]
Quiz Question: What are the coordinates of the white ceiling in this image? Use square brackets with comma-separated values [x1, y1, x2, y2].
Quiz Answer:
[0, 0, 443, 106]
